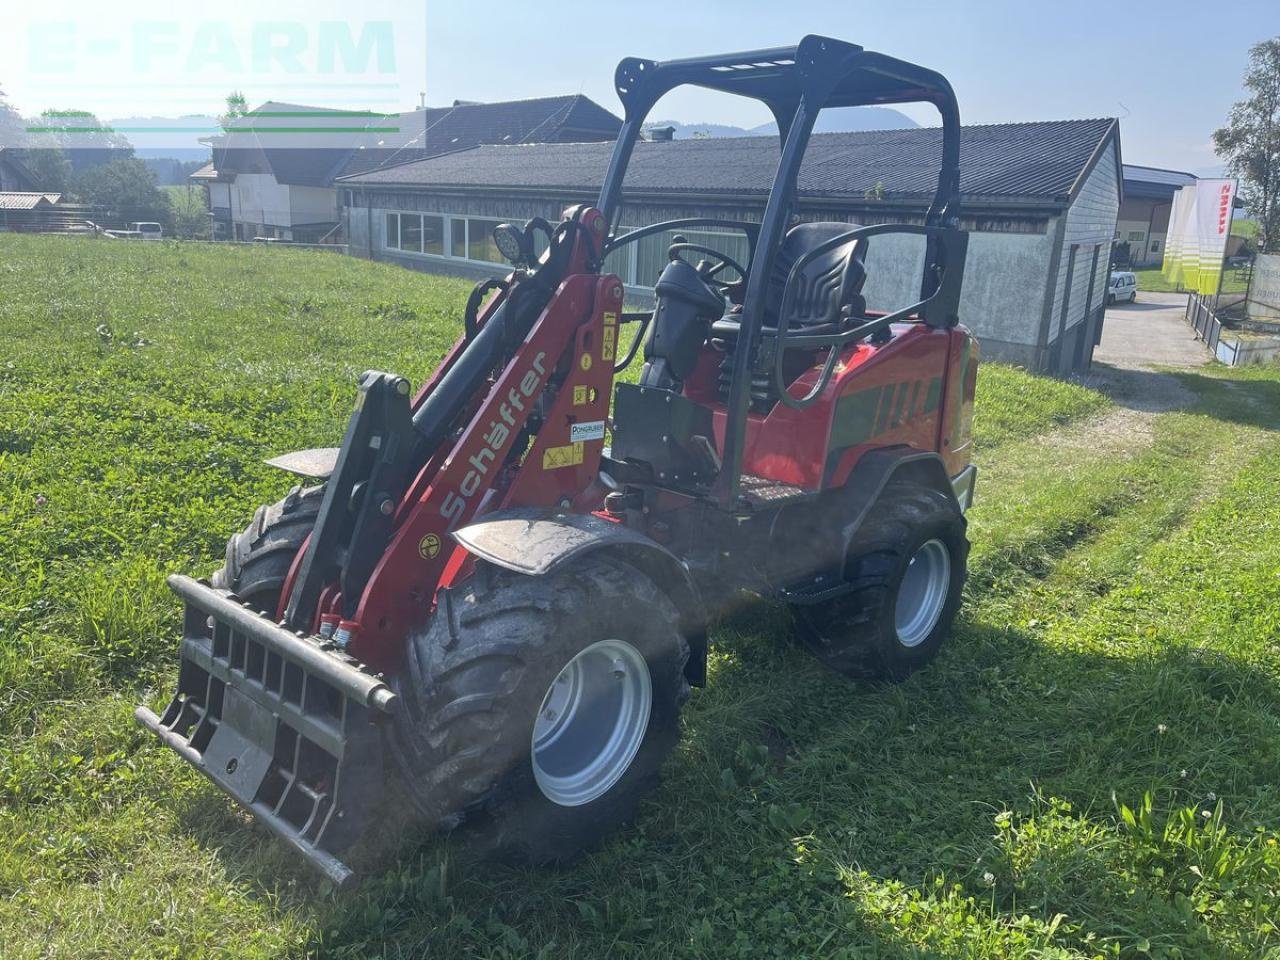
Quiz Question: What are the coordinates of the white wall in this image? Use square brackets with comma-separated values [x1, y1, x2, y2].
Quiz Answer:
[229, 174, 292, 230]
[859, 227, 1053, 359]
[290, 185, 339, 227]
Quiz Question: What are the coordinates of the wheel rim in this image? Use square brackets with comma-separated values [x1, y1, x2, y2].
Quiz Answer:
[894, 539, 951, 648]
[531, 638, 652, 806]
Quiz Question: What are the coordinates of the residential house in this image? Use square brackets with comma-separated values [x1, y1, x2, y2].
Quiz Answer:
[192, 96, 621, 243]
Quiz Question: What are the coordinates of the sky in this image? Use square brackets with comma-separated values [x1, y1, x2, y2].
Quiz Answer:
[1, 0, 1276, 173]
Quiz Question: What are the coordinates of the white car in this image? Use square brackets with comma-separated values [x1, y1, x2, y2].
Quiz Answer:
[1108, 271, 1136, 305]
[130, 222, 163, 241]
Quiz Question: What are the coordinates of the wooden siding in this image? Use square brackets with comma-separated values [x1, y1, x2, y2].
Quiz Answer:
[1048, 138, 1120, 347]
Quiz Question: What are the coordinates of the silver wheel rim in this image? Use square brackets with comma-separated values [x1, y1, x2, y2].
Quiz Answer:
[894, 539, 951, 648]
[531, 638, 652, 807]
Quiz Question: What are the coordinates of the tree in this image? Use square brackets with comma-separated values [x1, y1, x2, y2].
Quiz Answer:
[220, 91, 249, 128]
[0, 83, 27, 148]
[73, 158, 169, 226]
[27, 109, 133, 174]
[23, 148, 72, 192]
[166, 184, 210, 239]
[1214, 38, 1280, 253]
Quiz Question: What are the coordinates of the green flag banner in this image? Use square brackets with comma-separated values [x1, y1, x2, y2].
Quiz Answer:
[1162, 179, 1238, 295]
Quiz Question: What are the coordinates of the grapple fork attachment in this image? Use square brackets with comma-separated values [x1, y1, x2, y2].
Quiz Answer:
[135, 575, 398, 888]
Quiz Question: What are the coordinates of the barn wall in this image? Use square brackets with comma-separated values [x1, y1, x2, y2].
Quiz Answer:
[343, 187, 1073, 371]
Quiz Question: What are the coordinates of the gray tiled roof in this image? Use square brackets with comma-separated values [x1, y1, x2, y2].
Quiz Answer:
[1122, 164, 1195, 187]
[212, 96, 620, 187]
[341, 118, 1117, 208]
[1121, 164, 1195, 201]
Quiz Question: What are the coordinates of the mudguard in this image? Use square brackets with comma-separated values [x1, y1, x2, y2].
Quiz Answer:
[453, 507, 709, 685]
[780, 448, 974, 606]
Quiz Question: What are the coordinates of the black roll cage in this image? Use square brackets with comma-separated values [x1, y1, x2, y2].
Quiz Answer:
[596, 35, 965, 507]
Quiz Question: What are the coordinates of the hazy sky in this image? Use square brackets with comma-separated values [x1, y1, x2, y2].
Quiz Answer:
[2, 0, 1275, 172]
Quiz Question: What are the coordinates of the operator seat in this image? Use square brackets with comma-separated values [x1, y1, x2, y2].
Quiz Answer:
[711, 221, 867, 345]
[712, 221, 867, 408]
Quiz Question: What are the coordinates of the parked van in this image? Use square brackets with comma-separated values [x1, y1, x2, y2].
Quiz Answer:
[131, 222, 163, 241]
[1108, 271, 1136, 305]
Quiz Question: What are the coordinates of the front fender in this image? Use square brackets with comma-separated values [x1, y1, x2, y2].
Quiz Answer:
[453, 508, 708, 685]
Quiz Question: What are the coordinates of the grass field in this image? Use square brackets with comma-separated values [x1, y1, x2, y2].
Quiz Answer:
[1133, 267, 1251, 296]
[2, 235, 1280, 959]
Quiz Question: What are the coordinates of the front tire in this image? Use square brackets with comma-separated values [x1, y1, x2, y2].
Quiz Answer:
[389, 556, 690, 863]
[795, 481, 968, 681]
[210, 484, 324, 614]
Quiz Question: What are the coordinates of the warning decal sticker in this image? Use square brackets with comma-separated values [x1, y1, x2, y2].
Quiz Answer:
[543, 442, 585, 470]
[602, 312, 618, 362]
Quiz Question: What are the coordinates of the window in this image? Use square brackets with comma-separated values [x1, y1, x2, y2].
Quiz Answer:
[1127, 230, 1145, 242]
[385, 212, 444, 255]
[422, 214, 444, 255]
[401, 214, 424, 253]
[449, 218, 466, 258]
[467, 218, 504, 262]
[1150, 239, 1161, 253]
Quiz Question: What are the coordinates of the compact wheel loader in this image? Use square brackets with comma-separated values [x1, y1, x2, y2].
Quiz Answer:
[138, 35, 979, 887]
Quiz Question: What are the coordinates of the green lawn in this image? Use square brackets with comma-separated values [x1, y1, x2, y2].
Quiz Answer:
[1133, 267, 1251, 296]
[3, 235, 1280, 959]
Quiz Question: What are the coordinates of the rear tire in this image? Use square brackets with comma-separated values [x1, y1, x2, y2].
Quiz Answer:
[389, 556, 689, 863]
[795, 481, 968, 681]
[210, 484, 324, 615]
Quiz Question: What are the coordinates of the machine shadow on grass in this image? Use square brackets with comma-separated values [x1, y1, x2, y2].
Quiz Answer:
[174, 594, 1280, 957]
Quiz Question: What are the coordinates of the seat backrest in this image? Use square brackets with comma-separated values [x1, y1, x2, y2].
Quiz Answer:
[764, 221, 866, 328]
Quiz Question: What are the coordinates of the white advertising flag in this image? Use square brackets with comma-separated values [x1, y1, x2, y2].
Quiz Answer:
[1162, 179, 1237, 295]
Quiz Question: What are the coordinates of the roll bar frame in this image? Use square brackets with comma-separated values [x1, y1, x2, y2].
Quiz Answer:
[596, 35, 964, 506]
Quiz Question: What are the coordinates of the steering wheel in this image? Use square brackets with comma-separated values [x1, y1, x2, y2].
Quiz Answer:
[667, 242, 748, 292]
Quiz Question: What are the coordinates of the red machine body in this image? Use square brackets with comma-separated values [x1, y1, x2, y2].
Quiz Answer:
[138, 36, 983, 888]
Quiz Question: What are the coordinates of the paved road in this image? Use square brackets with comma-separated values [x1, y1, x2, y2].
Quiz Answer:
[1094, 290, 1211, 368]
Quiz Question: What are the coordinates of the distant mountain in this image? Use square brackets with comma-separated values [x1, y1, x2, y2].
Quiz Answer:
[106, 115, 219, 161]
[649, 106, 918, 139]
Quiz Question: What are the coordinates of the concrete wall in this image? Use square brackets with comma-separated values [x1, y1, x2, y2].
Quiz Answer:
[1248, 253, 1280, 320]
[851, 227, 1054, 367]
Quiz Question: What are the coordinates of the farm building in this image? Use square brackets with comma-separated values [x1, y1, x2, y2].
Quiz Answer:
[339, 118, 1122, 373]
[1116, 164, 1196, 267]
[191, 96, 621, 243]
[0, 192, 65, 232]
